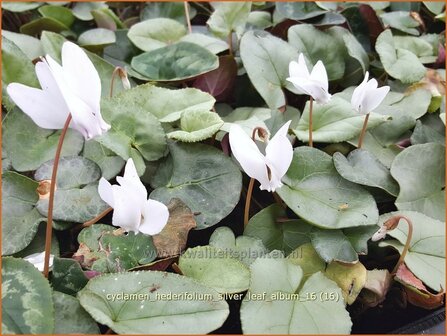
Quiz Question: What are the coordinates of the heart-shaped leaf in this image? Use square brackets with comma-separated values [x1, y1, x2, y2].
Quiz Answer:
[83, 140, 125, 180]
[240, 30, 298, 109]
[150, 142, 242, 229]
[276, 2, 327, 20]
[2, 109, 84, 172]
[167, 110, 224, 142]
[380, 11, 420, 36]
[378, 211, 445, 291]
[277, 147, 379, 229]
[207, 2, 251, 38]
[51, 258, 89, 296]
[38, 5, 75, 27]
[96, 91, 167, 162]
[131, 42, 219, 81]
[333, 149, 399, 196]
[390, 143, 445, 220]
[53, 291, 100, 334]
[240, 254, 352, 334]
[288, 24, 346, 81]
[209, 226, 268, 266]
[376, 29, 426, 83]
[2, 172, 45, 255]
[78, 28, 116, 52]
[78, 271, 230, 334]
[179, 245, 250, 293]
[1, 30, 43, 60]
[292, 95, 388, 143]
[2, 257, 54, 334]
[127, 18, 187, 52]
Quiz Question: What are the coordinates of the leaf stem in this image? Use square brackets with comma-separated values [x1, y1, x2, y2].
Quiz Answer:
[43, 114, 72, 278]
[391, 215, 413, 274]
[82, 207, 113, 228]
[184, 1, 192, 34]
[244, 178, 255, 227]
[358, 113, 370, 149]
[309, 96, 313, 147]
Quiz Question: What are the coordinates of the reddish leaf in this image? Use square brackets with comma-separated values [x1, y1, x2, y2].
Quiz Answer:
[395, 264, 445, 310]
[192, 55, 237, 102]
[152, 198, 196, 258]
[358, 4, 384, 49]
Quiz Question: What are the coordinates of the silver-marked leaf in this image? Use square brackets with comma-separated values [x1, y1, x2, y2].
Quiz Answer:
[1, 257, 54, 334]
[378, 211, 445, 292]
[167, 110, 224, 142]
[83, 140, 125, 180]
[51, 258, 89, 296]
[53, 291, 100, 334]
[34, 156, 101, 189]
[390, 143, 445, 220]
[150, 142, 242, 229]
[380, 11, 421, 36]
[293, 95, 388, 143]
[240, 256, 352, 334]
[209, 226, 268, 266]
[131, 42, 219, 81]
[207, 2, 251, 38]
[240, 30, 298, 109]
[2, 172, 44, 255]
[376, 29, 426, 83]
[36, 183, 108, 223]
[277, 147, 379, 229]
[333, 149, 399, 196]
[78, 271, 229, 334]
[127, 18, 187, 52]
[179, 245, 250, 293]
[96, 92, 167, 162]
[288, 24, 345, 81]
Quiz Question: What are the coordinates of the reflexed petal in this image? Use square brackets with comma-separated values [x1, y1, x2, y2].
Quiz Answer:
[6, 83, 68, 129]
[139, 199, 169, 235]
[351, 73, 369, 113]
[229, 124, 270, 188]
[362, 85, 390, 114]
[98, 177, 114, 207]
[310, 60, 329, 91]
[297, 53, 310, 77]
[298, 80, 331, 104]
[118, 158, 147, 201]
[24, 252, 54, 272]
[61, 41, 101, 113]
[35, 61, 69, 112]
[110, 184, 141, 233]
[265, 120, 293, 187]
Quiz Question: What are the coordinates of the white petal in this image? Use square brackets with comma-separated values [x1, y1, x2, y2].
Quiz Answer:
[362, 85, 390, 113]
[24, 252, 54, 272]
[286, 77, 311, 96]
[351, 72, 371, 114]
[298, 79, 332, 104]
[110, 184, 141, 233]
[118, 158, 147, 202]
[229, 124, 270, 188]
[61, 41, 101, 113]
[297, 53, 310, 78]
[45, 54, 107, 140]
[35, 61, 70, 112]
[98, 177, 114, 207]
[6, 83, 68, 129]
[139, 199, 169, 235]
[265, 120, 293, 188]
[310, 60, 329, 91]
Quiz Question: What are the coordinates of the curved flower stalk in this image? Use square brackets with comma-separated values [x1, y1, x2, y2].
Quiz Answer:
[229, 121, 293, 226]
[351, 71, 390, 148]
[229, 121, 293, 192]
[7, 41, 110, 140]
[7, 41, 110, 278]
[371, 215, 413, 274]
[287, 53, 331, 147]
[24, 252, 54, 272]
[98, 159, 169, 235]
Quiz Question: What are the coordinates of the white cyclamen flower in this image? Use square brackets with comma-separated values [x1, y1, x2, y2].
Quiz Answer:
[24, 252, 54, 272]
[229, 121, 293, 192]
[98, 159, 169, 235]
[7, 41, 110, 140]
[287, 53, 332, 104]
[351, 71, 390, 115]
